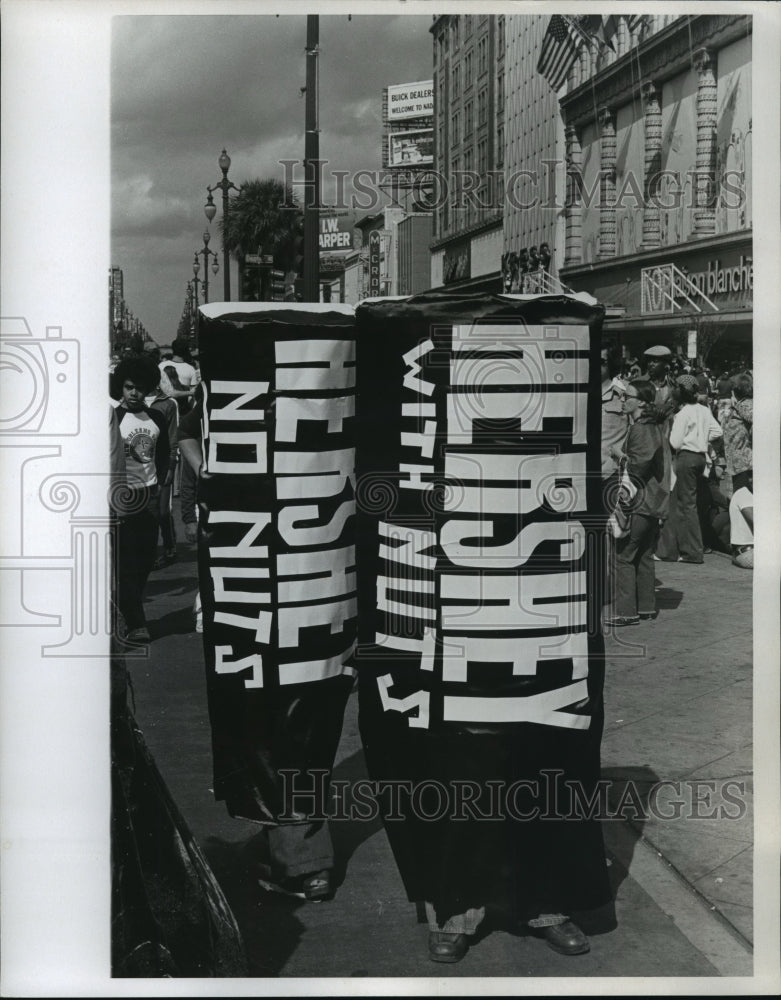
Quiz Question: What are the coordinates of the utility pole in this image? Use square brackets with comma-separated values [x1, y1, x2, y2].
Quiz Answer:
[303, 14, 320, 302]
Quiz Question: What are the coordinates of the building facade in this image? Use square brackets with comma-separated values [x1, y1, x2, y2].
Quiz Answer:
[397, 213, 434, 295]
[502, 16, 567, 292]
[558, 13, 752, 364]
[430, 14, 505, 291]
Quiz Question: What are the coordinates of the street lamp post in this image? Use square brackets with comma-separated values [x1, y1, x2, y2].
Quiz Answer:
[187, 279, 197, 340]
[205, 149, 239, 301]
[194, 230, 220, 304]
[191, 256, 204, 344]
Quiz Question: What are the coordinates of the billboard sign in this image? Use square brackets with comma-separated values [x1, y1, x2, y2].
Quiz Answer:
[387, 80, 434, 121]
[319, 214, 354, 251]
[320, 254, 346, 274]
[388, 129, 433, 168]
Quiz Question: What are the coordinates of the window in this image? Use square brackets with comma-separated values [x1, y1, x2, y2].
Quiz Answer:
[478, 138, 488, 174]
[465, 14, 473, 37]
[451, 111, 460, 146]
[464, 100, 473, 136]
[478, 36, 488, 76]
[496, 123, 504, 167]
[464, 49, 473, 88]
[497, 70, 504, 110]
[478, 87, 488, 126]
[450, 17, 460, 50]
[451, 64, 460, 99]
[497, 15, 505, 51]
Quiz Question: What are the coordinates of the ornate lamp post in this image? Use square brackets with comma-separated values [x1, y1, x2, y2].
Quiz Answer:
[194, 230, 220, 304]
[190, 256, 204, 345]
[205, 149, 239, 300]
[187, 279, 198, 339]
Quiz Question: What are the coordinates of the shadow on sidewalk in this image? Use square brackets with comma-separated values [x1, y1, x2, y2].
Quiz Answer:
[655, 587, 684, 612]
[198, 832, 309, 977]
[600, 764, 661, 906]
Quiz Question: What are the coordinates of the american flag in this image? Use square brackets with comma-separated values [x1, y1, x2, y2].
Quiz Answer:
[537, 15, 584, 91]
[626, 14, 649, 34]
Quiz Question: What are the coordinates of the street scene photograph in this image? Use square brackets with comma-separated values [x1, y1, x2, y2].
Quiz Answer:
[105, 8, 764, 984]
[3, 4, 777, 995]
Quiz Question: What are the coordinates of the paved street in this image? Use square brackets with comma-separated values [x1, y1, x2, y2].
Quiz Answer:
[125, 515, 753, 980]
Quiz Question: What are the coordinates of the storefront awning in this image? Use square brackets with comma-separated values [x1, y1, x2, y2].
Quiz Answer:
[604, 308, 752, 332]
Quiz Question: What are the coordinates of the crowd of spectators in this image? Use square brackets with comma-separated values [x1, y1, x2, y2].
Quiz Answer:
[602, 344, 753, 628]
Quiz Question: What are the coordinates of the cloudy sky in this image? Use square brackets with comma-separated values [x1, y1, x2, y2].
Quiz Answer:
[111, 13, 434, 342]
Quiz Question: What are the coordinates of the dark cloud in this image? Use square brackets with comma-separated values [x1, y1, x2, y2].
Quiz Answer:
[111, 13, 432, 338]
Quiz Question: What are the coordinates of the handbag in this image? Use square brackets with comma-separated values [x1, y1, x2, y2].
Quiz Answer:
[607, 460, 637, 539]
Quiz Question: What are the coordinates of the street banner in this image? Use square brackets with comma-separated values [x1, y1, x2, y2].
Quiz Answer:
[196, 302, 357, 823]
[354, 291, 612, 924]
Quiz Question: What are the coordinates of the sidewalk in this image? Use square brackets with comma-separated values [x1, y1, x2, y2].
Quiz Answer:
[125, 525, 753, 979]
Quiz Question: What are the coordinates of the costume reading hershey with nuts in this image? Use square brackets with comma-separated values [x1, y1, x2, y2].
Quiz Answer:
[354, 291, 611, 961]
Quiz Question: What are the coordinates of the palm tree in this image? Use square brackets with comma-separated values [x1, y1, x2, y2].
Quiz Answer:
[220, 178, 302, 272]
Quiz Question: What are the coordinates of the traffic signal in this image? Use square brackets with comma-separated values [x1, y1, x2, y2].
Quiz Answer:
[270, 269, 285, 302]
[292, 215, 305, 276]
[241, 264, 260, 302]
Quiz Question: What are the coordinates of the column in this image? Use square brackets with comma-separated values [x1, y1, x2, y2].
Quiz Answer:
[598, 108, 616, 259]
[693, 47, 718, 237]
[641, 82, 662, 250]
[617, 16, 629, 57]
[578, 35, 591, 82]
[564, 123, 583, 266]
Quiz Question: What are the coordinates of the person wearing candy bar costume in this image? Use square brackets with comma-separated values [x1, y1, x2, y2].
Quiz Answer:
[354, 292, 613, 965]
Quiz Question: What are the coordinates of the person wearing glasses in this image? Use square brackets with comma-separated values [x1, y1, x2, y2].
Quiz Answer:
[605, 381, 670, 627]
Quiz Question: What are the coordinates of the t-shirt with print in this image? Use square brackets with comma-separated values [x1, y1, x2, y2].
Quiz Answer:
[120, 409, 160, 488]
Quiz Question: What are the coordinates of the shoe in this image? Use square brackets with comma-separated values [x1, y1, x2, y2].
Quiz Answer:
[638, 611, 658, 621]
[428, 931, 469, 963]
[301, 870, 332, 902]
[540, 920, 590, 956]
[125, 626, 151, 643]
[678, 557, 703, 564]
[258, 869, 332, 902]
[603, 615, 639, 627]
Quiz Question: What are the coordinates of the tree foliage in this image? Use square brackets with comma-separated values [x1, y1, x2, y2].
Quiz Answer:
[220, 179, 302, 271]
